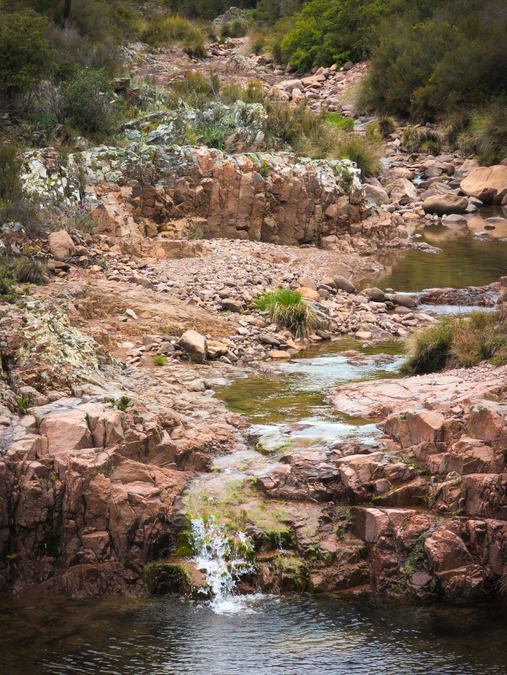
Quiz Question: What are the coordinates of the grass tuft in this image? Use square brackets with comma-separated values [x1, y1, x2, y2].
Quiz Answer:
[402, 310, 507, 375]
[254, 288, 319, 338]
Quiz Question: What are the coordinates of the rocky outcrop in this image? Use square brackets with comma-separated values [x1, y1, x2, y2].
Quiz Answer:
[20, 145, 406, 249]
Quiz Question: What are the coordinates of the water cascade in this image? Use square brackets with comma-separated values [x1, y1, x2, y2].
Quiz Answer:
[191, 517, 256, 614]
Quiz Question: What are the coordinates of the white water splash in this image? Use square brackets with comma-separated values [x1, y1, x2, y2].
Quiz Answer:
[191, 517, 257, 614]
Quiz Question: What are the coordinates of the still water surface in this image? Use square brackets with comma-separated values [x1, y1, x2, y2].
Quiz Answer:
[1, 594, 507, 674]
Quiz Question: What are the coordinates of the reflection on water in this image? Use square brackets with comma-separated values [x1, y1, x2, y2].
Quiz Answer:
[1, 594, 506, 674]
[377, 209, 507, 292]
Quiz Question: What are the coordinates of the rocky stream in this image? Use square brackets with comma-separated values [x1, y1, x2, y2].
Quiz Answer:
[1, 34, 507, 675]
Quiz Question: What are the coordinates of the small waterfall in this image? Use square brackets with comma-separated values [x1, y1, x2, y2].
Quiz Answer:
[191, 517, 256, 614]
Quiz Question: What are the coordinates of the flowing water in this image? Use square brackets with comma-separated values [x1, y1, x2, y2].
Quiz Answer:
[2, 216, 507, 672]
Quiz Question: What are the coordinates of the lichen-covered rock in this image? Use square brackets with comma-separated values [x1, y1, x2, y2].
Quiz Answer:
[19, 143, 378, 246]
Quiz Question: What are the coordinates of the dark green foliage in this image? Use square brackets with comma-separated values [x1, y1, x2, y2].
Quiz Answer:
[221, 19, 249, 39]
[360, 0, 507, 121]
[0, 9, 55, 97]
[279, 0, 388, 71]
[63, 69, 118, 134]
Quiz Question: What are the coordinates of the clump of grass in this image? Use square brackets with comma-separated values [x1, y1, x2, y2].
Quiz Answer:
[153, 354, 167, 366]
[220, 80, 264, 105]
[458, 102, 507, 166]
[402, 310, 507, 375]
[402, 127, 442, 155]
[253, 288, 319, 338]
[14, 257, 47, 285]
[253, 288, 302, 311]
[325, 112, 354, 131]
[171, 71, 219, 108]
[401, 321, 453, 375]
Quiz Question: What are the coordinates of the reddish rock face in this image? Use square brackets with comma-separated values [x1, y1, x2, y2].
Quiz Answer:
[0, 401, 190, 597]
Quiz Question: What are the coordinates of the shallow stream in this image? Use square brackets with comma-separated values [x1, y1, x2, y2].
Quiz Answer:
[2, 216, 507, 673]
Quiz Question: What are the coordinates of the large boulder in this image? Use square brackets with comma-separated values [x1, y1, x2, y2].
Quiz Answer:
[460, 165, 507, 204]
[179, 330, 207, 363]
[48, 230, 76, 260]
[386, 178, 418, 204]
[422, 194, 468, 215]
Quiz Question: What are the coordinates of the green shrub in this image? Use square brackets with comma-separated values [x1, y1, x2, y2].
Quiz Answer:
[0, 9, 55, 97]
[0, 199, 43, 239]
[63, 69, 118, 134]
[459, 102, 507, 166]
[14, 257, 47, 285]
[360, 2, 507, 121]
[335, 133, 380, 175]
[183, 36, 207, 59]
[279, 0, 386, 71]
[254, 288, 319, 338]
[221, 19, 249, 39]
[153, 354, 167, 366]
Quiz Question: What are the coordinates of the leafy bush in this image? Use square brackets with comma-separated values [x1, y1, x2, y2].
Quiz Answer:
[153, 354, 167, 366]
[360, 1, 507, 121]
[402, 310, 507, 375]
[253, 288, 319, 338]
[279, 0, 387, 71]
[0, 9, 55, 97]
[63, 69, 118, 134]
